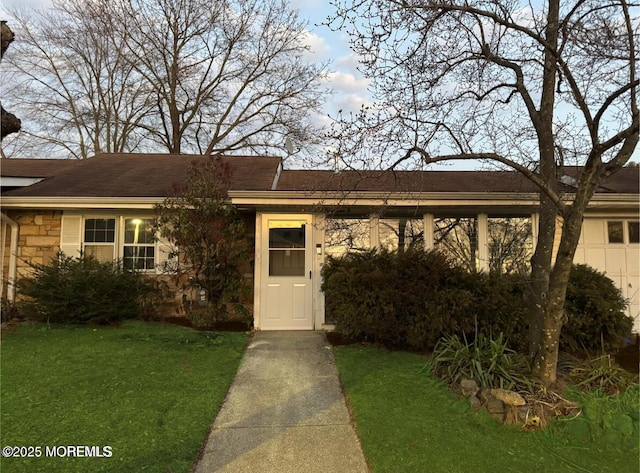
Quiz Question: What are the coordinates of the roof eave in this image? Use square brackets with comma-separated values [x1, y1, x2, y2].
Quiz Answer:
[0, 196, 164, 209]
[1, 191, 637, 211]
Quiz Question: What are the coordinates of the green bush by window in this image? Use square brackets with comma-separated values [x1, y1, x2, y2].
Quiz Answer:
[322, 249, 633, 354]
[17, 253, 154, 324]
[322, 248, 476, 350]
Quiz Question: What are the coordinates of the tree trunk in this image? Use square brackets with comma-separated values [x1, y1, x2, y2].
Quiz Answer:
[1, 106, 21, 140]
[527, 0, 560, 384]
[1, 22, 21, 141]
[527, 194, 555, 358]
[533, 206, 585, 385]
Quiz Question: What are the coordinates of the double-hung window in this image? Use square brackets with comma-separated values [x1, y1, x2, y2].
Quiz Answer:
[80, 217, 157, 271]
[123, 218, 155, 270]
[83, 218, 116, 263]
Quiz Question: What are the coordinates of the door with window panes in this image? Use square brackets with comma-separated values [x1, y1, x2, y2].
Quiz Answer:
[260, 215, 313, 330]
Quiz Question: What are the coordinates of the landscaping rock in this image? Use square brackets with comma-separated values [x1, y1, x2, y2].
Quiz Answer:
[554, 400, 581, 417]
[479, 389, 505, 422]
[478, 388, 493, 404]
[491, 389, 526, 424]
[491, 389, 526, 406]
[468, 395, 483, 412]
[460, 378, 479, 397]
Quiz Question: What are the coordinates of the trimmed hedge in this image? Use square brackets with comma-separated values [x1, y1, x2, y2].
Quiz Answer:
[322, 249, 475, 349]
[17, 253, 154, 324]
[322, 249, 633, 354]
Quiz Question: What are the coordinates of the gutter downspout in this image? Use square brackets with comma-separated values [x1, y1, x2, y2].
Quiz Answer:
[1, 213, 19, 302]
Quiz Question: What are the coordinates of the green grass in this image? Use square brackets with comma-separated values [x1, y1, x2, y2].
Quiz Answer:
[334, 344, 639, 473]
[1, 321, 248, 473]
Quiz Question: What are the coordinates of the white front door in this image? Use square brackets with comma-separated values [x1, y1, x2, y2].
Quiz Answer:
[259, 215, 313, 330]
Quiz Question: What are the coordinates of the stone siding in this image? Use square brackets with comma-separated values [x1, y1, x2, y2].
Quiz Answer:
[11, 211, 63, 277]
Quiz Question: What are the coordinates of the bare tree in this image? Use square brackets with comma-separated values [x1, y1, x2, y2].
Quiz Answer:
[114, 0, 328, 155]
[4, 1, 151, 158]
[327, 0, 638, 386]
[4, 0, 328, 158]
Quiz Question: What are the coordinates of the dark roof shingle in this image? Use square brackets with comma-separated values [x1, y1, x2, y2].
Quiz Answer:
[3, 154, 281, 197]
[2, 154, 638, 197]
[1, 158, 80, 178]
[276, 167, 640, 194]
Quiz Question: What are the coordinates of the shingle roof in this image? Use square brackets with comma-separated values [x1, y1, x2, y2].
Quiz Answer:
[275, 168, 640, 194]
[568, 167, 639, 194]
[275, 169, 540, 193]
[1, 158, 80, 178]
[2, 154, 281, 197]
[1, 154, 638, 197]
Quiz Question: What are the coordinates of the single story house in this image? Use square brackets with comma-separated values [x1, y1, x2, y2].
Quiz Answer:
[1, 153, 639, 331]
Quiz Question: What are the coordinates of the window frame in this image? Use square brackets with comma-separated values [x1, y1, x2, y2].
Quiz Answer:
[79, 215, 159, 272]
[82, 217, 117, 262]
[122, 217, 156, 272]
[607, 219, 639, 245]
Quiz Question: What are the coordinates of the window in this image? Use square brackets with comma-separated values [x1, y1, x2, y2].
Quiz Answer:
[487, 217, 533, 275]
[379, 218, 424, 252]
[606, 220, 639, 244]
[434, 217, 478, 271]
[268, 220, 306, 276]
[607, 221, 625, 243]
[123, 218, 155, 270]
[324, 218, 370, 257]
[83, 218, 116, 262]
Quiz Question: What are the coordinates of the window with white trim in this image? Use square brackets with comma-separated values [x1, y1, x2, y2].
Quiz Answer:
[79, 216, 160, 271]
[379, 218, 424, 252]
[123, 218, 156, 270]
[83, 218, 116, 263]
[324, 218, 371, 257]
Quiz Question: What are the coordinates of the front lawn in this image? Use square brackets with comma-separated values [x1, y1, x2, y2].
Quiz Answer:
[334, 344, 639, 473]
[1, 321, 248, 473]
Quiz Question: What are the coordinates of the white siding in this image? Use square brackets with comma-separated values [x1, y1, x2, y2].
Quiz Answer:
[578, 218, 640, 332]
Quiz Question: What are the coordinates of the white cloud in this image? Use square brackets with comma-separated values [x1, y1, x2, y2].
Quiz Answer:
[335, 54, 362, 73]
[326, 71, 369, 94]
[331, 93, 371, 115]
[301, 30, 331, 61]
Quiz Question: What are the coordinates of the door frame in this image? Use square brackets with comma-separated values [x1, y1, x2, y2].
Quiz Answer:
[254, 213, 316, 330]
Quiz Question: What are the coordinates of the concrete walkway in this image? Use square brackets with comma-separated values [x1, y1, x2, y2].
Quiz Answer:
[193, 331, 369, 473]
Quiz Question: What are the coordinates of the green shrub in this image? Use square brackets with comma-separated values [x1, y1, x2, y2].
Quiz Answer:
[563, 264, 634, 354]
[322, 249, 631, 355]
[427, 333, 535, 391]
[17, 253, 153, 324]
[322, 248, 475, 350]
[460, 272, 529, 353]
[321, 248, 528, 351]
